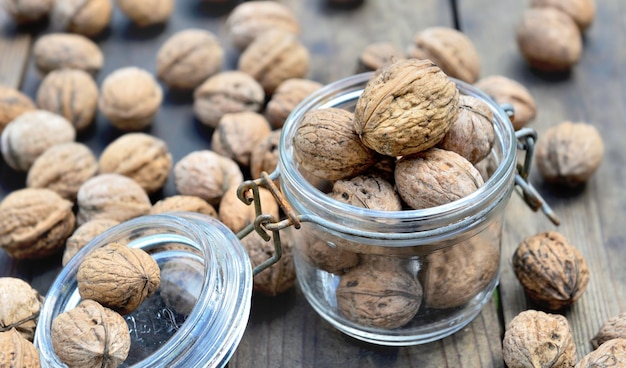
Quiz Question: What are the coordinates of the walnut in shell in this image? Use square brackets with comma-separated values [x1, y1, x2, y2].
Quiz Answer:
[159, 259, 203, 316]
[354, 58, 460, 157]
[329, 174, 402, 211]
[62, 219, 120, 266]
[26, 142, 98, 201]
[32, 33, 104, 76]
[336, 262, 422, 329]
[98, 67, 163, 131]
[535, 121, 604, 187]
[0, 277, 44, 341]
[503, 310, 577, 368]
[0, 188, 75, 259]
[0, 85, 36, 135]
[475, 75, 537, 131]
[0, 328, 41, 367]
[150, 195, 218, 218]
[1, 110, 76, 172]
[578, 338, 626, 367]
[211, 111, 272, 167]
[516, 7, 583, 72]
[407, 27, 481, 83]
[242, 230, 295, 296]
[76, 173, 151, 225]
[591, 312, 626, 349]
[531, 0, 596, 31]
[98, 133, 172, 194]
[51, 299, 130, 368]
[77, 242, 160, 314]
[300, 235, 360, 275]
[156, 29, 223, 90]
[1, 0, 52, 24]
[356, 42, 405, 73]
[395, 148, 484, 209]
[36, 68, 99, 131]
[437, 95, 495, 164]
[218, 186, 279, 234]
[513, 231, 590, 310]
[117, 0, 173, 26]
[193, 71, 265, 128]
[226, 1, 300, 50]
[293, 107, 377, 181]
[238, 30, 310, 94]
[265, 78, 322, 129]
[52, 0, 113, 37]
[174, 150, 243, 206]
[250, 129, 281, 180]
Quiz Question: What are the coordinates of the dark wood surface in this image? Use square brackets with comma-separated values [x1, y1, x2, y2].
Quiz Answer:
[0, 1, 622, 367]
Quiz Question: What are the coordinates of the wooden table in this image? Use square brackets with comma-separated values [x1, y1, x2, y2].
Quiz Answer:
[1, 1, 623, 366]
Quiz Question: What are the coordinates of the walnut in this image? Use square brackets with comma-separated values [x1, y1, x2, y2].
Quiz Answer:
[300, 235, 360, 275]
[356, 42, 404, 73]
[1, 0, 52, 24]
[0, 85, 36, 135]
[98, 67, 163, 131]
[513, 231, 590, 310]
[156, 29, 223, 90]
[1, 110, 76, 172]
[174, 150, 243, 206]
[475, 75, 537, 130]
[241, 229, 295, 296]
[159, 260, 203, 316]
[336, 260, 422, 329]
[591, 313, 626, 349]
[98, 133, 172, 194]
[329, 174, 402, 211]
[77, 242, 160, 314]
[0, 277, 44, 341]
[32, 33, 104, 76]
[26, 142, 98, 201]
[474, 153, 498, 182]
[578, 338, 626, 367]
[52, 0, 113, 37]
[265, 78, 322, 128]
[0, 188, 75, 260]
[407, 27, 481, 83]
[503, 310, 577, 368]
[117, 0, 173, 26]
[535, 121, 604, 187]
[516, 7, 583, 72]
[395, 148, 484, 209]
[51, 299, 130, 368]
[62, 219, 120, 266]
[193, 71, 265, 128]
[0, 328, 41, 367]
[437, 95, 495, 164]
[76, 173, 151, 225]
[150, 195, 218, 218]
[238, 29, 310, 94]
[36, 68, 99, 131]
[250, 129, 281, 180]
[225, 1, 300, 50]
[531, 0, 596, 31]
[211, 111, 272, 167]
[293, 107, 377, 181]
[218, 186, 279, 234]
[354, 58, 460, 157]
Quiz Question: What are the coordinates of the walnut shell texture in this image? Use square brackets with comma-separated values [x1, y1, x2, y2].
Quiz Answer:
[0, 188, 75, 259]
[98, 133, 172, 194]
[577, 338, 626, 368]
[329, 174, 402, 211]
[265, 78, 322, 129]
[0, 328, 41, 367]
[150, 195, 218, 218]
[51, 299, 130, 368]
[36, 68, 99, 131]
[535, 121, 604, 187]
[407, 27, 481, 83]
[77, 242, 160, 314]
[395, 148, 484, 209]
[32, 33, 104, 75]
[531, 0, 596, 31]
[293, 107, 377, 181]
[354, 58, 459, 157]
[475, 75, 537, 131]
[62, 218, 120, 266]
[2, 0, 52, 24]
[513, 231, 590, 310]
[156, 29, 223, 90]
[211, 111, 272, 167]
[218, 186, 279, 234]
[0, 85, 36, 135]
[242, 230, 295, 296]
[591, 312, 626, 349]
[503, 310, 577, 368]
[117, 0, 173, 26]
[52, 0, 113, 37]
[0, 277, 44, 342]
[26, 142, 98, 201]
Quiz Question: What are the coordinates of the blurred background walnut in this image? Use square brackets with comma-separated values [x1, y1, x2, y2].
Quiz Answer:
[62, 219, 120, 266]
[356, 41, 404, 74]
[117, 0, 173, 26]
[591, 312, 626, 349]
[211, 111, 271, 167]
[0, 277, 44, 341]
[530, 0, 596, 32]
[218, 186, 279, 234]
[1, 0, 52, 24]
[250, 129, 281, 180]
[578, 338, 626, 367]
[265, 78, 322, 129]
[150, 195, 218, 218]
[0, 85, 35, 136]
[474, 75, 536, 130]
[52, 0, 112, 37]
[32, 33, 104, 76]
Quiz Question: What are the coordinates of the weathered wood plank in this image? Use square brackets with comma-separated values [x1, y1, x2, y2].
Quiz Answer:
[459, 0, 624, 358]
[0, 11, 31, 88]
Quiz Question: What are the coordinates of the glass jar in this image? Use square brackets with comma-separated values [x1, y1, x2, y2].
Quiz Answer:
[35, 212, 252, 368]
[277, 72, 518, 346]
